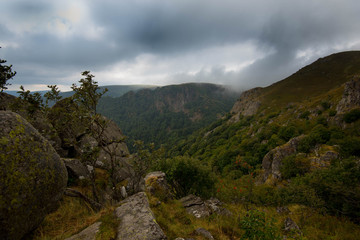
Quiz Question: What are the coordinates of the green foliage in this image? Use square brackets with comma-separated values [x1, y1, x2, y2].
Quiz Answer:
[97, 83, 238, 149]
[343, 108, 360, 123]
[15, 85, 44, 114]
[278, 125, 299, 141]
[339, 136, 360, 157]
[290, 157, 360, 222]
[280, 154, 310, 179]
[328, 109, 337, 117]
[321, 101, 331, 110]
[298, 125, 331, 153]
[72, 71, 108, 115]
[157, 156, 215, 198]
[44, 85, 62, 106]
[0, 48, 16, 92]
[240, 209, 281, 240]
[300, 110, 311, 119]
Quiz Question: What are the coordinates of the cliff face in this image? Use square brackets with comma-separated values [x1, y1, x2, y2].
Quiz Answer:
[230, 87, 263, 121]
[336, 76, 360, 113]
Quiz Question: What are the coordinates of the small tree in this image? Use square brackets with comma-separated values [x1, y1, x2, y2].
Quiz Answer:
[71, 71, 108, 202]
[44, 85, 62, 106]
[0, 47, 16, 92]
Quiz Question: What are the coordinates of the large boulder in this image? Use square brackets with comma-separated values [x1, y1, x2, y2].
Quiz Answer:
[63, 158, 90, 181]
[65, 222, 101, 240]
[145, 171, 174, 200]
[0, 111, 68, 240]
[114, 192, 167, 240]
[77, 117, 129, 167]
[262, 135, 305, 182]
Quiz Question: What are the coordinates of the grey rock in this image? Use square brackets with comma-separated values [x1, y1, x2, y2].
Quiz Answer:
[87, 164, 94, 173]
[63, 158, 90, 180]
[0, 111, 68, 240]
[180, 195, 231, 218]
[205, 197, 232, 216]
[115, 192, 167, 240]
[230, 87, 263, 122]
[145, 171, 174, 199]
[180, 195, 211, 218]
[262, 135, 305, 182]
[276, 206, 290, 214]
[121, 186, 128, 199]
[195, 228, 214, 240]
[336, 76, 360, 113]
[284, 217, 302, 235]
[65, 222, 101, 240]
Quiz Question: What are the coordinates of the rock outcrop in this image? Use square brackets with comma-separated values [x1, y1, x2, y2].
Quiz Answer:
[230, 87, 262, 121]
[65, 222, 101, 240]
[336, 76, 360, 113]
[180, 194, 230, 218]
[262, 135, 304, 182]
[63, 158, 90, 181]
[0, 111, 68, 240]
[195, 228, 214, 240]
[114, 192, 167, 240]
[145, 171, 174, 200]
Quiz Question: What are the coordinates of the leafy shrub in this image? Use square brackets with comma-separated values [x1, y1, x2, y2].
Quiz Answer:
[240, 209, 281, 240]
[297, 135, 316, 153]
[298, 125, 330, 153]
[328, 109, 337, 117]
[278, 125, 298, 141]
[321, 101, 331, 110]
[300, 110, 311, 119]
[157, 156, 215, 198]
[290, 157, 360, 222]
[310, 124, 331, 143]
[339, 136, 360, 157]
[280, 154, 310, 179]
[343, 108, 360, 123]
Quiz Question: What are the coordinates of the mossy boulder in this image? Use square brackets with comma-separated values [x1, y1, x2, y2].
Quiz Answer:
[0, 111, 68, 240]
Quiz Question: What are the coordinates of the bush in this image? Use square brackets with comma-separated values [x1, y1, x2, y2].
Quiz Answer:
[290, 157, 360, 222]
[310, 124, 331, 143]
[328, 109, 337, 117]
[343, 108, 360, 123]
[278, 125, 298, 141]
[297, 136, 316, 153]
[280, 154, 310, 179]
[300, 110, 311, 119]
[240, 209, 281, 240]
[339, 136, 360, 157]
[157, 156, 215, 198]
[321, 101, 331, 110]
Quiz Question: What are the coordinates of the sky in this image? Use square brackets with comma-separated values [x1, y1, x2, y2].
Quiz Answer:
[1, 0, 360, 91]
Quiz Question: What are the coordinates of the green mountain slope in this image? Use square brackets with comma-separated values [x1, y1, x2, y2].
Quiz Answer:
[261, 51, 360, 106]
[166, 51, 360, 222]
[97, 83, 239, 149]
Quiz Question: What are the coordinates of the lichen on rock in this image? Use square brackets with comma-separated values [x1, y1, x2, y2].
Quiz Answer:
[0, 111, 67, 240]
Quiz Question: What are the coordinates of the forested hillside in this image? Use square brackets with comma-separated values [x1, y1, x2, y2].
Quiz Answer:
[98, 83, 239, 149]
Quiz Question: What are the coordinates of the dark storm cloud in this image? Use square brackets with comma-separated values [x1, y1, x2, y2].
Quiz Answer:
[1, 0, 360, 90]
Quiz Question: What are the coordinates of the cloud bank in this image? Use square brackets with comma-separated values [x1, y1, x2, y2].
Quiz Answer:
[1, 0, 360, 91]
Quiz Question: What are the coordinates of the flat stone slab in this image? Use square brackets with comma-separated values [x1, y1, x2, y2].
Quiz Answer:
[65, 222, 101, 240]
[115, 192, 167, 240]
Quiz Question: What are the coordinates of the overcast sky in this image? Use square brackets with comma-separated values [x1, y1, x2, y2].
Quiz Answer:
[1, 0, 360, 91]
